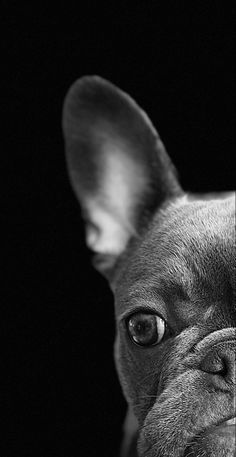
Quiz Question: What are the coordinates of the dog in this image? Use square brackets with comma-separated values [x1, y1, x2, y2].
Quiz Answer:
[62, 76, 235, 457]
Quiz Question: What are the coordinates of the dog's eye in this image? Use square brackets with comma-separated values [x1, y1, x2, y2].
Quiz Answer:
[127, 312, 166, 347]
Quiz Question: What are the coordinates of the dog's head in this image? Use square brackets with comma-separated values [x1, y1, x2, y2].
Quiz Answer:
[62, 76, 235, 457]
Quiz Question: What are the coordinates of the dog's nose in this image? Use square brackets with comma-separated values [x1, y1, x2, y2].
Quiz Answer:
[200, 342, 235, 388]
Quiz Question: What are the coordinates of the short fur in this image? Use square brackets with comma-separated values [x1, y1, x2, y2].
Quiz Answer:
[62, 76, 235, 456]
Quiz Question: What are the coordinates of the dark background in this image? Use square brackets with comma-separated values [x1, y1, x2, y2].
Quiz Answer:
[2, 2, 235, 456]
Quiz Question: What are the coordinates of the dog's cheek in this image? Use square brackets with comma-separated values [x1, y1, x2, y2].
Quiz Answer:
[114, 334, 137, 405]
[114, 334, 158, 424]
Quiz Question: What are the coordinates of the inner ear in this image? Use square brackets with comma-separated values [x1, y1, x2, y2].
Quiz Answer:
[62, 76, 182, 274]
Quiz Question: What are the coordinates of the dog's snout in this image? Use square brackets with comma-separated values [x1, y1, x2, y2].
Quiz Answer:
[200, 342, 235, 388]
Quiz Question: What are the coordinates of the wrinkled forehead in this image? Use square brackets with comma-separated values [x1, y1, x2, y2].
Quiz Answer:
[115, 196, 235, 316]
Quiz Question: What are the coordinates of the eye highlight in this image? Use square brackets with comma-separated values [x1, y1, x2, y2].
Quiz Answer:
[126, 311, 166, 347]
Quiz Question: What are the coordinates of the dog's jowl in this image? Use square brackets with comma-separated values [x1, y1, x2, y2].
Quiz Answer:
[62, 76, 235, 457]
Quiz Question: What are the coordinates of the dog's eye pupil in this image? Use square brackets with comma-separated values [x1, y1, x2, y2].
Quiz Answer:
[127, 312, 165, 347]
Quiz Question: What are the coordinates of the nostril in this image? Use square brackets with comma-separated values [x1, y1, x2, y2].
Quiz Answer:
[200, 352, 225, 375]
[200, 347, 235, 384]
[217, 356, 230, 377]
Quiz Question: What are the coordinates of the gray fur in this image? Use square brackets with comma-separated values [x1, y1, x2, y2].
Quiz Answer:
[62, 76, 236, 456]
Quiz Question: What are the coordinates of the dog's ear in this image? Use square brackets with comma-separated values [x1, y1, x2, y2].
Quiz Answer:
[62, 76, 182, 277]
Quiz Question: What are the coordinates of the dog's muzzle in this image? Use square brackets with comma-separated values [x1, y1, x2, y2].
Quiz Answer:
[193, 328, 236, 389]
[138, 328, 236, 457]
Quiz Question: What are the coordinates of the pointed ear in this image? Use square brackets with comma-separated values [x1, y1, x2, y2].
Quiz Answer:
[62, 76, 182, 276]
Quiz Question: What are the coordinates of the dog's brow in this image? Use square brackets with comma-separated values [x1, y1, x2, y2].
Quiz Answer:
[116, 276, 193, 318]
[158, 281, 191, 302]
[118, 301, 166, 323]
[117, 285, 179, 323]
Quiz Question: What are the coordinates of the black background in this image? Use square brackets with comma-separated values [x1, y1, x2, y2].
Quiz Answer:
[2, 2, 235, 456]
